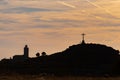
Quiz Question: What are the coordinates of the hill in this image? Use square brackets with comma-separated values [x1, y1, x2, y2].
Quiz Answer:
[0, 42, 120, 76]
[48, 43, 119, 75]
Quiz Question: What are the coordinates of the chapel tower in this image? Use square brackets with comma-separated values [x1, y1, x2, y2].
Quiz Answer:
[24, 45, 29, 58]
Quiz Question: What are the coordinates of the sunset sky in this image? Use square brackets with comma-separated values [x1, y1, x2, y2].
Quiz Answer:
[0, 0, 120, 59]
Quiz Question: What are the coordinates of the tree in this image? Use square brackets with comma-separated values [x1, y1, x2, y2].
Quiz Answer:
[36, 52, 40, 57]
[41, 52, 47, 56]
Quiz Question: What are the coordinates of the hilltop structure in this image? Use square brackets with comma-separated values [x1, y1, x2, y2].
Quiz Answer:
[13, 45, 29, 61]
[0, 33, 120, 75]
[81, 33, 86, 44]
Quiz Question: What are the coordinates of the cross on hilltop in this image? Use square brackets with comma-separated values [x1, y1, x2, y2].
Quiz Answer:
[81, 33, 86, 44]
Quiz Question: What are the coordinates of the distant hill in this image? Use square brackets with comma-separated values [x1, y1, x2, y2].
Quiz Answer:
[0, 43, 120, 76]
[51, 43, 119, 56]
[48, 43, 120, 75]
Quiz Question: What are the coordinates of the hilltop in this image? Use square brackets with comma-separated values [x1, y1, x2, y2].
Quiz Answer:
[47, 43, 119, 75]
[0, 34, 120, 76]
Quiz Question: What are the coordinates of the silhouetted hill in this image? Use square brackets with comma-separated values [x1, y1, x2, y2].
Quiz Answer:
[51, 43, 119, 56]
[0, 43, 120, 76]
[47, 43, 120, 75]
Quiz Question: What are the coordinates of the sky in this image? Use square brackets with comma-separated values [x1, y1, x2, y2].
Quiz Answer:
[0, 0, 120, 59]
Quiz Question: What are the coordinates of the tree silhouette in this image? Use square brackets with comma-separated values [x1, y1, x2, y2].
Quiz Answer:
[41, 52, 46, 56]
[36, 52, 40, 57]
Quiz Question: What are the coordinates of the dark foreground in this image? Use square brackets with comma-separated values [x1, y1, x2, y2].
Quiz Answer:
[0, 73, 120, 80]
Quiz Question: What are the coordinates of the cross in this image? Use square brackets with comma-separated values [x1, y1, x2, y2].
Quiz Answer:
[82, 33, 85, 41]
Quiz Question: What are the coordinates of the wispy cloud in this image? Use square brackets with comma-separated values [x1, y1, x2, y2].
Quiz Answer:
[0, 7, 63, 13]
[85, 0, 119, 18]
[57, 1, 76, 9]
[0, 0, 8, 5]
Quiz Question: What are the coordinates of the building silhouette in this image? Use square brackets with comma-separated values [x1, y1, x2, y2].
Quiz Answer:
[13, 45, 29, 61]
[24, 45, 29, 59]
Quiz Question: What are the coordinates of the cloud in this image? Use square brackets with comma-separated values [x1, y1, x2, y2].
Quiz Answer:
[0, 7, 63, 13]
[0, 0, 8, 5]
[0, 19, 17, 24]
[85, 0, 120, 19]
[57, 1, 76, 9]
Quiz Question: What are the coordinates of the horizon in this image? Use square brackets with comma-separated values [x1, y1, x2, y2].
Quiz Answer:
[0, 0, 120, 59]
